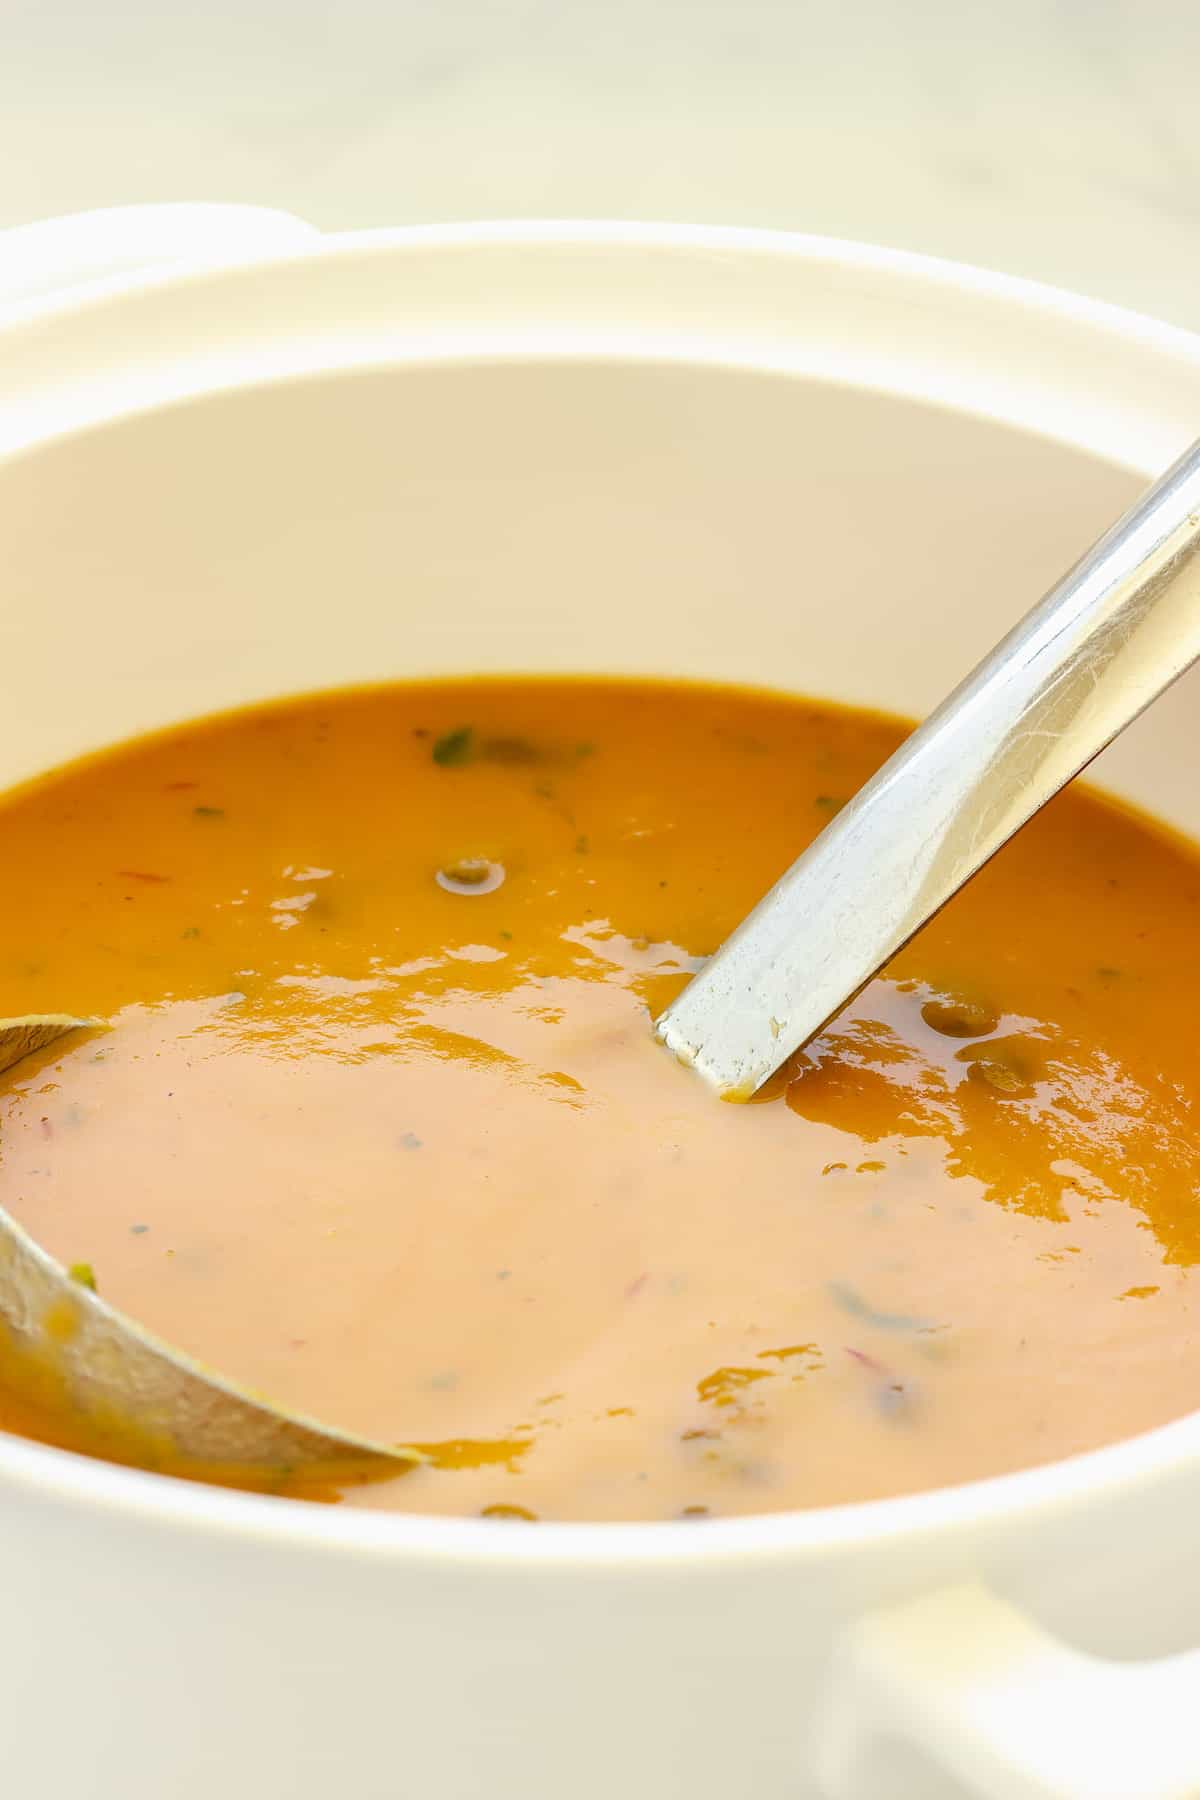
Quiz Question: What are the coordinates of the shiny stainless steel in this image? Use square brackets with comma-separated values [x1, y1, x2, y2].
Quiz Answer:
[656, 436, 1200, 1096]
[0, 1206, 424, 1476]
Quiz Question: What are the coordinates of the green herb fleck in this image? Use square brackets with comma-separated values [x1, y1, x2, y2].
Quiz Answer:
[499, 929, 514, 942]
[193, 805, 225, 819]
[814, 794, 846, 814]
[479, 736, 541, 766]
[399, 1131, 423, 1150]
[181, 926, 201, 940]
[575, 835, 590, 855]
[130, 1225, 150, 1236]
[432, 726, 474, 767]
[828, 1281, 928, 1333]
[68, 1261, 97, 1291]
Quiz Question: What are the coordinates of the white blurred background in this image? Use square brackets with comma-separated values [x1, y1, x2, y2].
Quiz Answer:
[3, 0, 1200, 328]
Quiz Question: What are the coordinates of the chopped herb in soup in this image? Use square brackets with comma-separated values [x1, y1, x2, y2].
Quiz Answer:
[1, 676, 1199, 1521]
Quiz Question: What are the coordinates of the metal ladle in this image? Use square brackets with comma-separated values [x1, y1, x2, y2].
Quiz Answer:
[0, 1018, 421, 1483]
[657, 435, 1200, 1096]
[3, 437, 1198, 1486]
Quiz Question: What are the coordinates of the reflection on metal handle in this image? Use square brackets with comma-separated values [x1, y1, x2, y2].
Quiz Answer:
[815, 1583, 1200, 1800]
[657, 436, 1200, 1096]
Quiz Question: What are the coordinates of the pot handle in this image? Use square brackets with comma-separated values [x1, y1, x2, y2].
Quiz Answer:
[815, 1581, 1200, 1799]
[0, 204, 319, 311]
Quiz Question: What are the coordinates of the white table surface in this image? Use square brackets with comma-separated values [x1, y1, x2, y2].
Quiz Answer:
[2, 12, 1199, 1794]
[4, 0, 1200, 331]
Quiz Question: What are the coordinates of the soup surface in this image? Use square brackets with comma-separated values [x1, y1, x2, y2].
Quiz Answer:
[1, 678, 1199, 1521]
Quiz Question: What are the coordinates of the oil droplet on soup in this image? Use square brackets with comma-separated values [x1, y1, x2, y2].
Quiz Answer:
[1, 676, 1200, 1521]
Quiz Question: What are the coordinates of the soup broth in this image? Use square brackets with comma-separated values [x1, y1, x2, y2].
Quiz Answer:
[1, 677, 1199, 1521]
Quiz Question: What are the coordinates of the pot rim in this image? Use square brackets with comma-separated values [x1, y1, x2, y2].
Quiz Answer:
[4, 216, 1200, 470]
[3, 216, 1200, 1570]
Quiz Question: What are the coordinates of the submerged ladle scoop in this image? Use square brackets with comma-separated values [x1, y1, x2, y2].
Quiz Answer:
[658, 435, 1200, 1096]
[4, 437, 1199, 1485]
[0, 1019, 420, 1481]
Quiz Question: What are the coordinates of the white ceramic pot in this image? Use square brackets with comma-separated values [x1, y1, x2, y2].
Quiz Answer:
[3, 209, 1200, 1800]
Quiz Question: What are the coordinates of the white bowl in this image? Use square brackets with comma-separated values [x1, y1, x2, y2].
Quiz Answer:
[3, 210, 1200, 1800]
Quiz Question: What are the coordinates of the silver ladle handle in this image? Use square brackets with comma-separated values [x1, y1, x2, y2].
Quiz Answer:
[656, 436, 1200, 1096]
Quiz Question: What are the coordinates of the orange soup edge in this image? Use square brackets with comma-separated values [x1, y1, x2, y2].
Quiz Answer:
[1, 675, 1198, 1522]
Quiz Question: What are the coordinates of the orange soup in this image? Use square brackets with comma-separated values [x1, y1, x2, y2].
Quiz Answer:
[2, 677, 1200, 1520]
